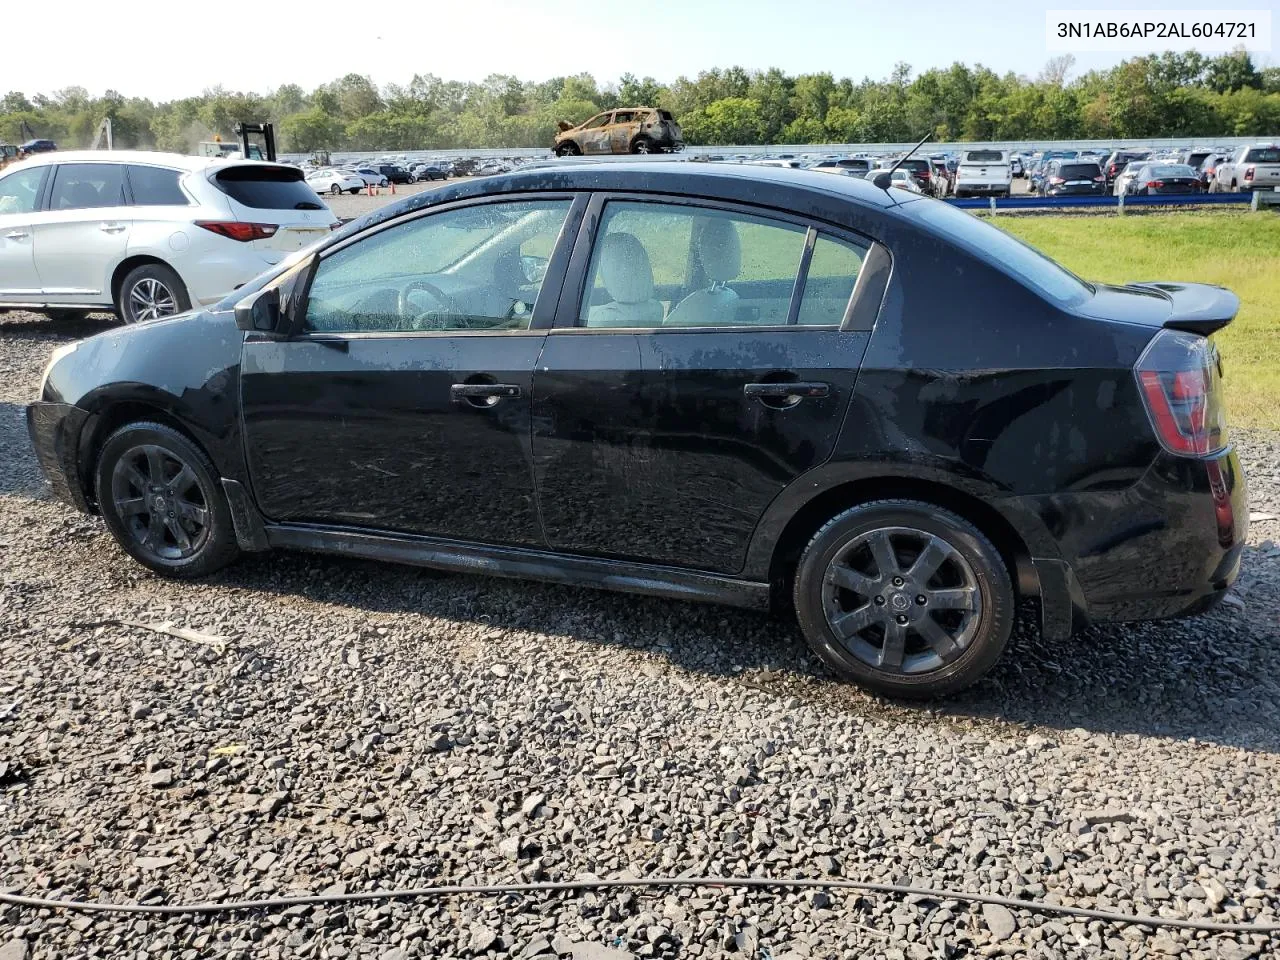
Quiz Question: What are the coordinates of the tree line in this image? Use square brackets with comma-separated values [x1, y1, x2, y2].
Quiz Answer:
[2, 51, 1277, 155]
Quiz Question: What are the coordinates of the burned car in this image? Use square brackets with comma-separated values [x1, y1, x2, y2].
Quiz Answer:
[28, 163, 1246, 699]
[553, 107, 683, 156]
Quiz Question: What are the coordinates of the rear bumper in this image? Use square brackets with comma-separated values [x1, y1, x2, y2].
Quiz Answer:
[1029, 446, 1247, 632]
[26, 401, 92, 512]
[955, 184, 1009, 194]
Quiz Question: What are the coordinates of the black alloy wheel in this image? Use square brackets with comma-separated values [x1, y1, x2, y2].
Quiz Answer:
[794, 500, 1014, 698]
[95, 422, 240, 577]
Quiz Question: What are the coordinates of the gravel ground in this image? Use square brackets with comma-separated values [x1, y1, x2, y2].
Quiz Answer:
[1, 309, 1279, 960]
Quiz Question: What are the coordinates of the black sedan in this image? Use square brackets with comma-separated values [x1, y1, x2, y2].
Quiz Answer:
[1038, 160, 1107, 196]
[1128, 163, 1203, 195]
[27, 163, 1247, 698]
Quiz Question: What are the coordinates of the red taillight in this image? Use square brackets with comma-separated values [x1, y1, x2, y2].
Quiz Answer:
[1135, 330, 1227, 456]
[1049, 176, 1065, 184]
[1094, 176, 1105, 182]
[1148, 180, 1164, 188]
[195, 221, 279, 242]
[1243, 166, 1254, 181]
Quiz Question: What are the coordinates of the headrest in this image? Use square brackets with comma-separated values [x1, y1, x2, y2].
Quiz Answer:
[597, 232, 654, 304]
[696, 218, 741, 283]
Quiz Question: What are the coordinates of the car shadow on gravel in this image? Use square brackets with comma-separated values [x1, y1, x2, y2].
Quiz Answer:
[213, 539, 1280, 754]
[0, 312, 118, 338]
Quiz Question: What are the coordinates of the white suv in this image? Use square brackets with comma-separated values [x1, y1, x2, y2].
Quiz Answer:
[0, 151, 339, 323]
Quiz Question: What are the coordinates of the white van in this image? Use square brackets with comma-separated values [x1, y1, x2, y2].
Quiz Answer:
[954, 149, 1013, 198]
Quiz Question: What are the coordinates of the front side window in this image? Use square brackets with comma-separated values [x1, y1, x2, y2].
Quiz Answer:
[0, 166, 46, 215]
[579, 201, 866, 329]
[304, 198, 572, 334]
[127, 166, 188, 206]
[49, 163, 126, 210]
[583, 114, 611, 129]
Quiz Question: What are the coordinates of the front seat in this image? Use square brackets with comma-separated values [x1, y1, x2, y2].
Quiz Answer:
[586, 232, 664, 328]
[664, 218, 741, 326]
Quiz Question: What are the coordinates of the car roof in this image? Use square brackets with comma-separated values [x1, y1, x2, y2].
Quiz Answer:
[8, 150, 295, 175]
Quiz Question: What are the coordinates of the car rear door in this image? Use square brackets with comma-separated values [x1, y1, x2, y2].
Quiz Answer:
[0, 164, 49, 302]
[32, 162, 131, 305]
[530, 194, 886, 575]
[209, 163, 335, 262]
[240, 194, 584, 546]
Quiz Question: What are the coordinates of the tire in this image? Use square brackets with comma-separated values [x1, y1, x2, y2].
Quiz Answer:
[555, 142, 581, 157]
[630, 138, 654, 155]
[330, 183, 342, 195]
[792, 499, 1014, 699]
[94, 421, 240, 579]
[117, 263, 190, 324]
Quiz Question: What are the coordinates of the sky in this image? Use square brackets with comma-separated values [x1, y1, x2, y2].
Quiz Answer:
[6, 0, 1276, 101]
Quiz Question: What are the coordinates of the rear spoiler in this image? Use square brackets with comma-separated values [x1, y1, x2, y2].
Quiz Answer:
[1127, 282, 1239, 336]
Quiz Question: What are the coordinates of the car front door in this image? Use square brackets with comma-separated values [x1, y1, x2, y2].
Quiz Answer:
[33, 162, 132, 305]
[240, 194, 582, 546]
[0, 164, 48, 302]
[531, 196, 882, 574]
[609, 112, 636, 153]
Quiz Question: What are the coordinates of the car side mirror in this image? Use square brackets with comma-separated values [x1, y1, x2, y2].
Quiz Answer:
[235, 286, 282, 333]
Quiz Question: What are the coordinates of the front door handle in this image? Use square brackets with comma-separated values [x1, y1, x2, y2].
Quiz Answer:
[451, 383, 522, 404]
[744, 381, 830, 399]
[4, 230, 30, 240]
[99, 223, 127, 234]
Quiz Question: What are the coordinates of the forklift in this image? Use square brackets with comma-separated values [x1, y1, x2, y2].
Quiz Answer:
[196, 122, 277, 162]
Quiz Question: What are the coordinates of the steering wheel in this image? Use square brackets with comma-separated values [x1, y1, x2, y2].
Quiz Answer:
[397, 279, 455, 330]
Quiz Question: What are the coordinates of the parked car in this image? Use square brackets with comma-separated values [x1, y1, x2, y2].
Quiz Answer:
[1112, 162, 1143, 196]
[449, 158, 480, 178]
[0, 150, 338, 323]
[1181, 150, 1212, 172]
[929, 159, 951, 197]
[953, 149, 1012, 198]
[1209, 143, 1280, 192]
[1009, 156, 1024, 178]
[348, 167, 391, 188]
[553, 107, 684, 156]
[20, 139, 57, 154]
[1102, 150, 1151, 188]
[1198, 154, 1231, 189]
[1127, 163, 1202, 196]
[305, 168, 365, 195]
[25, 163, 1247, 699]
[810, 158, 872, 176]
[377, 164, 413, 185]
[0, 143, 19, 171]
[862, 168, 923, 193]
[410, 163, 448, 182]
[1038, 159, 1107, 197]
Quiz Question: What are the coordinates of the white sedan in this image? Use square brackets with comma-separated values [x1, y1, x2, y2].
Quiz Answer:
[306, 168, 365, 196]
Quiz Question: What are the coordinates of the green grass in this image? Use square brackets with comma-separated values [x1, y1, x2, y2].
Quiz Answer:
[991, 210, 1280, 429]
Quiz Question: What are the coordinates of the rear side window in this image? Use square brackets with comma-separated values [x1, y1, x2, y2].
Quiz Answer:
[657, 110, 675, 123]
[49, 163, 126, 210]
[1244, 147, 1280, 163]
[214, 166, 323, 210]
[796, 234, 865, 327]
[127, 165, 188, 206]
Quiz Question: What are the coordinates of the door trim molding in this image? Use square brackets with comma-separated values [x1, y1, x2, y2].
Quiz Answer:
[264, 522, 771, 610]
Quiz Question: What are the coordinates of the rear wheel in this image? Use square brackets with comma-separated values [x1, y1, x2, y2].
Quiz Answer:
[793, 499, 1014, 698]
[330, 182, 342, 195]
[555, 142, 581, 157]
[117, 263, 189, 324]
[95, 422, 240, 578]
[630, 138, 654, 154]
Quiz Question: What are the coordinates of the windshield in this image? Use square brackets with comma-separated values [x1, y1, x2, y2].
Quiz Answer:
[902, 201, 1093, 308]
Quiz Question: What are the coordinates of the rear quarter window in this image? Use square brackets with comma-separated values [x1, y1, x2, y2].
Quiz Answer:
[213, 165, 324, 210]
[127, 166, 188, 206]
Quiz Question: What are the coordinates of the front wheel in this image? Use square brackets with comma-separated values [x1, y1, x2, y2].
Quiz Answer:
[117, 263, 190, 324]
[555, 142, 581, 157]
[793, 499, 1014, 698]
[95, 422, 240, 578]
[330, 183, 342, 195]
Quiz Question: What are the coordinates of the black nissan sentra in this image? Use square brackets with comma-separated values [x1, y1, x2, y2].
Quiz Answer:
[27, 163, 1247, 698]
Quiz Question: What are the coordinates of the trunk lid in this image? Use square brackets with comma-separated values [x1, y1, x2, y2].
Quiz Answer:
[209, 163, 337, 259]
[1079, 281, 1239, 336]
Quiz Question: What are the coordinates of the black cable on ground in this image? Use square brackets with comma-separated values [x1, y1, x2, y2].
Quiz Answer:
[2, 876, 1279, 935]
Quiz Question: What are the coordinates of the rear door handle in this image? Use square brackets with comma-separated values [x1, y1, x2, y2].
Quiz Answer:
[4, 230, 30, 240]
[451, 383, 522, 402]
[744, 381, 830, 399]
[99, 223, 127, 234]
